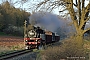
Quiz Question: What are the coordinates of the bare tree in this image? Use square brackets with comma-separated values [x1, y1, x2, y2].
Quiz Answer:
[1, 0, 28, 9]
[33, 0, 90, 47]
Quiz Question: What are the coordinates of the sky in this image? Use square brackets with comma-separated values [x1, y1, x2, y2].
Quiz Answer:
[0, 0, 89, 15]
[0, 0, 60, 15]
[14, 0, 89, 15]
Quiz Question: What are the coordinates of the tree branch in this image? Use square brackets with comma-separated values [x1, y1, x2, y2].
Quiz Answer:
[79, 1, 90, 30]
[83, 28, 90, 33]
[78, 0, 81, 25]
[82, 0, 85, 9]
[36, 0, 50, 10]
[67, 0, 78, 30]
[85, 16, 90, 22]
[85, 2, 90, 16]
[73, 3, 78, 7]
[73, 0, 78, 8]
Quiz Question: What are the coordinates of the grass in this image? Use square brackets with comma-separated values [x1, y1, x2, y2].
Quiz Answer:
[0, 44, 24, 56]
[0, 46, 14, 56]
[0, 31, 14, 36]
[0, 50, 17, 56]
[0, 32, 23, 37]
[0, 48, 24, 56]
[0, 32, 7, 36]
[84, 40, 90, 52]
[0, 31, 24, 56]
[36, 38, 90, 60]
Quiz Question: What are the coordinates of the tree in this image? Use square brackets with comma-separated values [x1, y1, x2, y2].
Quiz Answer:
[0, 5, 4, 31]
[0, 1, 30, 27]
[0, 13, 4, 31]
[0, 1, 30, 35]
[32, 0, 90, 47]
[1, 1, 16, 25]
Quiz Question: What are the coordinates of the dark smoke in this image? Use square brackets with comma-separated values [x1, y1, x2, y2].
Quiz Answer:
[29, 12, 64, 31]
[29, 11, 75, 39]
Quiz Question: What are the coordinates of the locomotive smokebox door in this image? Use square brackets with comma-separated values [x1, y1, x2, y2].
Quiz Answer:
[28, 30, 36, 37]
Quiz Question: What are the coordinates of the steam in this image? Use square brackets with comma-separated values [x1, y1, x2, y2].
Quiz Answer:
[29, 11, 75, 39]
[29, 12, 64, 31]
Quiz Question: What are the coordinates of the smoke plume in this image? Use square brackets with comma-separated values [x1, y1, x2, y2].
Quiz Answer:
[29, 11, 75, 39]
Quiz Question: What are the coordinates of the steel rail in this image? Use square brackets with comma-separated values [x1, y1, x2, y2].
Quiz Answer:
[0, 49, 32, 60]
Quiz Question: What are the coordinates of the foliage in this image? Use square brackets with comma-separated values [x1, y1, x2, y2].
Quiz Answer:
[37, 38, 87, 60]
[84, 40, 90, 52]
[0, 32, 7, 36]
[0, 1, 30, 36]
[0, 1, 29, 26]
[3, 25, 24, 36]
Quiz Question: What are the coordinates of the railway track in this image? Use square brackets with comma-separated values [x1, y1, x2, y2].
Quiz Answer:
[0, 49, 32, 60]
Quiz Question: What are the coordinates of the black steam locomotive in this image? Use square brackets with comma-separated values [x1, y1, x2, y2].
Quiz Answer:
[24, 20, 60, 49]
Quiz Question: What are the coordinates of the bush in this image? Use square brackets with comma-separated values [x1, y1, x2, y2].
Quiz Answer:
[3, 25, 24, 36]
[37, 38, 86, 60]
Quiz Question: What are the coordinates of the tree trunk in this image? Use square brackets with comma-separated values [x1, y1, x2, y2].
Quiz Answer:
[75, 31, 84, 48]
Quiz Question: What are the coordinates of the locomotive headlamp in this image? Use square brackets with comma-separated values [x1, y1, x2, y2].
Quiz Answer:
[30, 38, 32, 39]
[36, 40, 37, 41]
[25, 40, 28, 42]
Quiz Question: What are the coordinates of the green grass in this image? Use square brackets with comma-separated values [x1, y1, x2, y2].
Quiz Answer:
[0, 45, 24, 56]
[0, 50, 15, 56]
[0, 32, 23, 37]
[0, 49, 24, 56]
[0, 32, 7, 36]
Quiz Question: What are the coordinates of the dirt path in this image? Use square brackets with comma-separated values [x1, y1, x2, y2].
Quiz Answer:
[0, 36, 23, 41]
[0, 36, 24, 46]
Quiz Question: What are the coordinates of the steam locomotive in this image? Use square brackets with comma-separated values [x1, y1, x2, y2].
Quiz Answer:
[24, 20, 60, 49]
